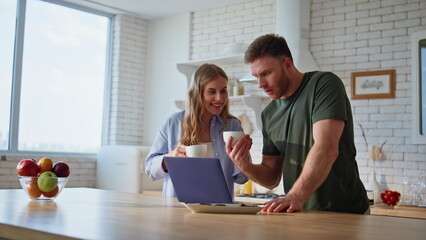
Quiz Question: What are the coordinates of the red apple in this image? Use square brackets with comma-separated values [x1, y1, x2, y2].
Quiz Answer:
[52, 161, 70, 177]
[16, 159, 40, 176]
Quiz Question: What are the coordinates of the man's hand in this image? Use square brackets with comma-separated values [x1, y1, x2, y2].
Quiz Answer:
[225, 135, 252, 171]
[262, 193, 304, 213]
[226, 135, 284, 189]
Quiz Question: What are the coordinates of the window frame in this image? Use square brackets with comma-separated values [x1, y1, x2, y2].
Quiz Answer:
[411, 29, 426, 144]
[0, 0, 113, 157]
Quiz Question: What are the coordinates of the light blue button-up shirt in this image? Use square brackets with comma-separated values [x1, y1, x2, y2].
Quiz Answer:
[145, 110, 249, 197]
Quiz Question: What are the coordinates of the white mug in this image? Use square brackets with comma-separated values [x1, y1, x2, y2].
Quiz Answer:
[185, 144, 208, 158]
[223, 131, 245, 146]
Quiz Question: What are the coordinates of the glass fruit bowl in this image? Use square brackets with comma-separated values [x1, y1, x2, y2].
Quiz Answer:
[18, 176, 68, 201]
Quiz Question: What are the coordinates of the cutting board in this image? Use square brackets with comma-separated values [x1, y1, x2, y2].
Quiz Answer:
[394, 205, 426, 211]
[371, 204, 426, 219]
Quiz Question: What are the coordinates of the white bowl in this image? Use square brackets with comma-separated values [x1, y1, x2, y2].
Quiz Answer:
[223, 43, 245, 55]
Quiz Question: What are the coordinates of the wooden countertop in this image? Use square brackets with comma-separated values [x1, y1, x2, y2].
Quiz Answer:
[1, 188, 425, 240]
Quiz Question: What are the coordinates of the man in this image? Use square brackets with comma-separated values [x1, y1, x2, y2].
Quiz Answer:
[226, 34, 369, 214]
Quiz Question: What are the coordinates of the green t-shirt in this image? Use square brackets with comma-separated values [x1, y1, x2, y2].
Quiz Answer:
[262, 71, 369, 214]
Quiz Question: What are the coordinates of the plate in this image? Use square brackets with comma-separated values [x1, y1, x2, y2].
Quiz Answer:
[184, 203, 263, 214]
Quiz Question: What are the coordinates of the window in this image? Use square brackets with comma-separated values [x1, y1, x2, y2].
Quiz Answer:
[420, 39, 426, 134]
[0, 0, 16, 150]
[1, 0, 112, 153]
[411, 29, 426, 143]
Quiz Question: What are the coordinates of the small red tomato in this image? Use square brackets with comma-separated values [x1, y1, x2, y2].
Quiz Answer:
[380, 190, 401, 206]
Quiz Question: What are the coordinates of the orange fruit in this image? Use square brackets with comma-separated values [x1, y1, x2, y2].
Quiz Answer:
[42, 186, 59, 198]
[27, 182, 42, 198]
[38, 157, 53, 174]
[29, 177, 38, 183]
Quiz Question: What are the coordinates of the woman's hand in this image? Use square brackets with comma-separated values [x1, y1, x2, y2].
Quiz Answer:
[165, 145, 187, 157]
[162, 145, 187, 171]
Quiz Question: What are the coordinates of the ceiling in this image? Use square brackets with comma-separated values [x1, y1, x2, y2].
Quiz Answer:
[64, 0, 254, 19]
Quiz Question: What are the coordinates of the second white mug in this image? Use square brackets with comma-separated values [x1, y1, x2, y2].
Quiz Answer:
[223, 131, 244, 146]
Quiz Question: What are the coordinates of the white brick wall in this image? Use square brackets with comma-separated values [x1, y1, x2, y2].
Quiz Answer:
[312, 0, 426, 194]
[109, 15, 148, 146]
[191, 0, 275, 61]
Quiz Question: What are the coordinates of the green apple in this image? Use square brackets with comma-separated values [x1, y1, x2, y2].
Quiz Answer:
[38, 171, 58, 192]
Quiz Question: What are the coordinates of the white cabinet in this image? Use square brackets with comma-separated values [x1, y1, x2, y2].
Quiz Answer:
[97, 145, 163, 193]
[175, 55, 268, 129]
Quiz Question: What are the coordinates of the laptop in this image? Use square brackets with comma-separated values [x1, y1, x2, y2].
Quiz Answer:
[163, 157, 233, 203]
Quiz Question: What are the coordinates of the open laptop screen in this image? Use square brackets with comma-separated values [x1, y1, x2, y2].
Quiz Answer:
[163, 157, 233, 203]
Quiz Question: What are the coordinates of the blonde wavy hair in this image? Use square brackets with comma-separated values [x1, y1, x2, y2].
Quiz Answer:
[180, 63, 235, 146]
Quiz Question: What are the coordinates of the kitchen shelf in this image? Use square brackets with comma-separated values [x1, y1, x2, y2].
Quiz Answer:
[174, 95, 267, 129]
[176, 54, 244, 88]
[239, 73, 257, 83]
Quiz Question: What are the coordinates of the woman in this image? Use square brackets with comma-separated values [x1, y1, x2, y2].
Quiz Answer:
[145, 63, 249, 197]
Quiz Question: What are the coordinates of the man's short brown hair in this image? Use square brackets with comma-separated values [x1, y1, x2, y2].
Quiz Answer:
[244, 34, 293, 63]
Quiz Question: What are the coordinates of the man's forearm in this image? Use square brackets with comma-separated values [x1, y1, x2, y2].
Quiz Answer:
[240, 163, 281, 189]
[287, 143, 338, 202]
[238, 155, 284, 189]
